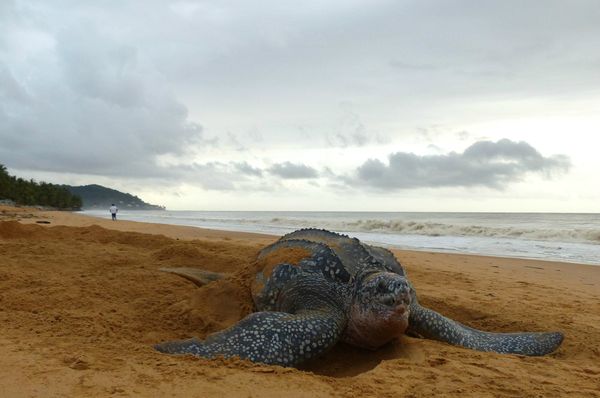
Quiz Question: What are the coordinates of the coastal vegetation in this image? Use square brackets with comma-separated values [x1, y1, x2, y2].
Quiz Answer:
[0, 164, 82, 210]
[0, 165, 164, 211]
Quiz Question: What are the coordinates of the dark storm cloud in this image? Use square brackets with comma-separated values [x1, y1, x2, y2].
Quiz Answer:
[349, 139, 571, 190]
[268, 162, 319, 179]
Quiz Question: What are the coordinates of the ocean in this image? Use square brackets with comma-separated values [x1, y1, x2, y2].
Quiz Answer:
[81, 210, 600, 266]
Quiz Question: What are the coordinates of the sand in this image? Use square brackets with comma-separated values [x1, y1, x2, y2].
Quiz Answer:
[1, 206, 599, 397]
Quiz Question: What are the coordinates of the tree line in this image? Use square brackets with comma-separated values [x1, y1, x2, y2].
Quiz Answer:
[0, 164, 82, 210]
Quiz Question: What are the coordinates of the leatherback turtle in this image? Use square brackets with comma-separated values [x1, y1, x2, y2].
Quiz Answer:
[155, 229, 563, 367]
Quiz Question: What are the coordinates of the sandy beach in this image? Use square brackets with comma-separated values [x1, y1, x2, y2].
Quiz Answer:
[1, 206, 599, 397]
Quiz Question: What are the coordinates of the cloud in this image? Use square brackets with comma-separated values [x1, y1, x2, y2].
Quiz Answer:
[0, 0, 595, 208]
[165, 160, 320, 191]
[0, 9, 205, 179]
[179, 160, 318, 190]
[0, 65, 30, 103]
[326, 107, 389, 148]
[268, 162, 319, 179]
[456, 131, 471, 141]
[178, 162, 238, 191]
[234, 161, 263, 177]
[171, 161, 263, 191]
[348, 139, 571, 190]
[327, 111, 370, 148]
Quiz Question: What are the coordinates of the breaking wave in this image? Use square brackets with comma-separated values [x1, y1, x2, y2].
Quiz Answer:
[264, 218, 600, 244]
[81, 210, 600, 264]
[81, 210, 600, 246]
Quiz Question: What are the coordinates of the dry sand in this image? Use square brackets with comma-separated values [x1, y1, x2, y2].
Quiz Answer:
[1, 206, 599, 397]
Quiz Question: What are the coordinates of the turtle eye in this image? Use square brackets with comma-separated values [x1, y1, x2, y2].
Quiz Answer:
[377, 280, 388, 292]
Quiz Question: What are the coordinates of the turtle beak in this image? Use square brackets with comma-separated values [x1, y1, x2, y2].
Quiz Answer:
[394, 302, 408, 315]
[393, 289, 411, 316]
[376, 276, 412, 309]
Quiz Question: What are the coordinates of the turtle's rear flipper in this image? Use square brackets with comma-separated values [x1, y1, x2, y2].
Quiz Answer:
[159, 267, 226, 287]
[408, 304, 563, 356]
[155, 309, 345, 367]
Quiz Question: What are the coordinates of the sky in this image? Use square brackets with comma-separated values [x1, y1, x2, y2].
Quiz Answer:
[1, 0, 599, 212]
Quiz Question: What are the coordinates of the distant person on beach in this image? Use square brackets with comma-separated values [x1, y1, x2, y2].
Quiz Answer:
[109, 204, 118, 221]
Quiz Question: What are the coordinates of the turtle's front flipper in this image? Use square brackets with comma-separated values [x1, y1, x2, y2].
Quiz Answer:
[159, 267, 226, 287]
[408, 304, 563, 356]
[155, 309, 346, 367]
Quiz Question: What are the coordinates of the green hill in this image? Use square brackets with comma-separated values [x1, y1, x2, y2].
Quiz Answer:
[65, 184, 165, 210]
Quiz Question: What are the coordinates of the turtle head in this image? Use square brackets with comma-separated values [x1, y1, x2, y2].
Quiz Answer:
[343, 270, 412, 350]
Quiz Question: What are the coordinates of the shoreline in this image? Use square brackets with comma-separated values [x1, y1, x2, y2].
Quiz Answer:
[78, 208, 600, 266]
[27, 207, 600, 268]
[1, 205, 600, 397]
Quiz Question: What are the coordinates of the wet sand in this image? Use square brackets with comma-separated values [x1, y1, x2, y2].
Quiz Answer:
[1, 206, 599, 397]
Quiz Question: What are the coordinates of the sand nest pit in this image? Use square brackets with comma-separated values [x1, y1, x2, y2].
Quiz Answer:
[160, 273, 256, 337]
[1, 218, 600, 397]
